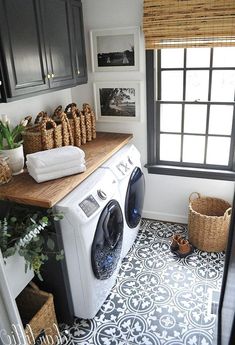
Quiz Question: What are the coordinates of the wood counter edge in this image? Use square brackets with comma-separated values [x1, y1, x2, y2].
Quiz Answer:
[0, 132, 133, 208]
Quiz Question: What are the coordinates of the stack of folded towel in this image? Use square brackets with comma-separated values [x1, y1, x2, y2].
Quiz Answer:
[26, 146, 86, 183]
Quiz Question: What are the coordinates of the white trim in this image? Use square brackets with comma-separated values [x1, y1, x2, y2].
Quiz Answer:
[142, 210, 188, 224]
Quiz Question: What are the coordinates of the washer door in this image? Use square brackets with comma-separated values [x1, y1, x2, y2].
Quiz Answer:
[125, 167, 145, 228]
[91, 200, 123, 280]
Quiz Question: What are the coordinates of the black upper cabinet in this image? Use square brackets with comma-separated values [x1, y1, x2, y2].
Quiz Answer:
[71, 0, 87, 84]
[0, 0, 87, 101]
[0, 0, 49, 97]
[40, 0, 76, 89]
[0, 59, 6, 102]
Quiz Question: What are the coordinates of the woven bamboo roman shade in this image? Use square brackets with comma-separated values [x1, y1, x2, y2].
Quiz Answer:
[143, 0, 235, 49]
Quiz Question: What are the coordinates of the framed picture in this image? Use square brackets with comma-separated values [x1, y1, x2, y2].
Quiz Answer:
[90, 27, 140, 72]
[94, 81, 141, 122]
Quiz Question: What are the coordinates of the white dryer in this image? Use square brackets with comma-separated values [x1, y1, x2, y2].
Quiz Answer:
[101, 143, 145, 258]
[55, 169, 123, 319]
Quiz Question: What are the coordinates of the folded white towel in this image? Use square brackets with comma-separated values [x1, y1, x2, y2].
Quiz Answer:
[26, 146, 85, 168]
[28, 164, 86, 183]
[26, 158, 85, 175]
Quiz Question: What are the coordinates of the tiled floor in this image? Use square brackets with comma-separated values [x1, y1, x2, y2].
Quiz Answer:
[60, 219, 225, 345]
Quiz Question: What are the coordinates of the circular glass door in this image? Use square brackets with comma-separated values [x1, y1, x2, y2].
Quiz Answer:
[91, 200, 123, 280]
[125, 167, 145, 228]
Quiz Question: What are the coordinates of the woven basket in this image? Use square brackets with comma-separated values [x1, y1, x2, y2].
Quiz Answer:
[188, 192, 231, 252]
[0, 157, 12, 185]
[16, 282, 59, 345]
[82, 103, 96, 140]
[65, 103, 82, 147]
[53, 106, 74, 146]
[22, 115, 62, 155]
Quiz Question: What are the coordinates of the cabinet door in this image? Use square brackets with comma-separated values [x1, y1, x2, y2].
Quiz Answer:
[0, 66, 6, 102]
[0, 0, 49, 97]
[71, 0, 87, 84]
[41, 0, 76, 89]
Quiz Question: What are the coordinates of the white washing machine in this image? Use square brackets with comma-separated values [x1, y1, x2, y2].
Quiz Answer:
[55, 169, 124, 319]
[101, 143, 145, 258]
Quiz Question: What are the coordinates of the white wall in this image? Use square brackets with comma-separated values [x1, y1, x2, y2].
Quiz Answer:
[1, 0, 234, 223]
[0, 89, 72, 126]
[71, 0, 235, 223]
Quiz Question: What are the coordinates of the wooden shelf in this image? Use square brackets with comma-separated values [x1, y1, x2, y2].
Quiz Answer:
[0, 132, 133, 208]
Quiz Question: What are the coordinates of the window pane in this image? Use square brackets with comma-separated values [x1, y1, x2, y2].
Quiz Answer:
[184, 105, 207, 134]
[213, 47, 235, 67]
[209, 105, 233, 135]
[186, 48, 210, 68]
[206, 137, 230, 165]
[160, 134, 181, 161]
[161, 71, 183, 101]
[186, 71, 209, 101]
[161, 48, 184, 68]
[183, 135, 205, 163]
[211, 70, 235, 102]
[160, 104, 182, 132]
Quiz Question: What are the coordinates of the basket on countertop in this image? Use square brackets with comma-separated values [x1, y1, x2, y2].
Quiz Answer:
[52, 106, 74, 146]
[188, 192, 231, 252]
[0, 157, 12, 185]
[22, 113, 63, 155]
[16, 282, 59, 345]
[64, 103, 82, 147]
[82, 103, 96, 141]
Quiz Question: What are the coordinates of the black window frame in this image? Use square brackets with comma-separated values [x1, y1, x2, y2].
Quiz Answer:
[145, 49, 235, 181]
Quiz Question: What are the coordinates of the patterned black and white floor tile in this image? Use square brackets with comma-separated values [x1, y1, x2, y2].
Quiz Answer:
[60, 219, 224, 345]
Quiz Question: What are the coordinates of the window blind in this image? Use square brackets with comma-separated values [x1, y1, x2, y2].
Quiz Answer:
[143, 0, 235, 49]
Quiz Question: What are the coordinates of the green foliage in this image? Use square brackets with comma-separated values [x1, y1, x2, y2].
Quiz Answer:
[0, 204, 64, 280]
[0, 120, 25, 149]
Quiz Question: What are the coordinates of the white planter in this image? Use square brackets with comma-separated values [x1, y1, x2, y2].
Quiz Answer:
[0, 145, 24, 175]
[3, 252, 34, 298]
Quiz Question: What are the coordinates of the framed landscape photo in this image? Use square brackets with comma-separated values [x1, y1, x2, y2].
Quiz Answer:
[94, 81, 141, 122]
[90, 27, 140, 72]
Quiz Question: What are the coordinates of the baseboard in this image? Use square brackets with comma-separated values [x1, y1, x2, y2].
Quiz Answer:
[142, 210, 188, 224]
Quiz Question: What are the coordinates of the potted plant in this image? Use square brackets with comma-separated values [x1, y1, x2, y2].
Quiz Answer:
[0, 203, 64, 283]
[0, 115, 28, 175]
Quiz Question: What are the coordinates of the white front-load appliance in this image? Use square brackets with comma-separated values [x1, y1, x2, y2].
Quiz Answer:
[101, 143, 145, 258]
[55, 169, 123, 319]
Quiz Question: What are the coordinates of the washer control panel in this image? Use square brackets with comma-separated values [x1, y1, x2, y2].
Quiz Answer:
[79, 195, 100, 218]
[116, 155, 133, 176]
[97, 189, 107, 200]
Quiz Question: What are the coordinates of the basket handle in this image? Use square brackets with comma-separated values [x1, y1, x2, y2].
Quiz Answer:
[189, 192, 201, 202]
[35, 111, 48, 124]
[82, 103, 92, 114]
[40, 116, 57, 150]
[65, 102, 77, 114]
[224, 207, 232, 219]
[53, 105, 63, 117]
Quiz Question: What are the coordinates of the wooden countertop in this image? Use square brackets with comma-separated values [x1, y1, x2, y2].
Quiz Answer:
[0, 132, 133, 208]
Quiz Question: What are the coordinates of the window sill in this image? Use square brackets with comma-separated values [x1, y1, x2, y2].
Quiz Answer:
[145, 164, 235, 181]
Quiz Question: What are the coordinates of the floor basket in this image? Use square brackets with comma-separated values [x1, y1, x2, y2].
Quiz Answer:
[16, 282, 59, 345]
[188, 192, 231, 252]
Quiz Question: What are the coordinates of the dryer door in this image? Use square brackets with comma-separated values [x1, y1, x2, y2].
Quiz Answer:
[91, 200, 123, 280]
[125, 167, 145, 228]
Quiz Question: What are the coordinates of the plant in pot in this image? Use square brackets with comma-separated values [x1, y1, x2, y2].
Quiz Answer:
[0, 203, 64, 281]
[0, 116, 28, 175]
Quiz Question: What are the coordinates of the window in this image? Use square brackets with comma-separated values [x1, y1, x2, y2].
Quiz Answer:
[146, 48, 235, 180]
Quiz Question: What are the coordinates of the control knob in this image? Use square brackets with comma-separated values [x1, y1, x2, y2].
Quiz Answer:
[97, 189, 107, 200]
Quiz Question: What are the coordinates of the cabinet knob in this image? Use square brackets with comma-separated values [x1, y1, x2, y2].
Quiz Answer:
[77, 70, 80, 75]
[47, 74, 51, 79]
[51, 73, 54, 78]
